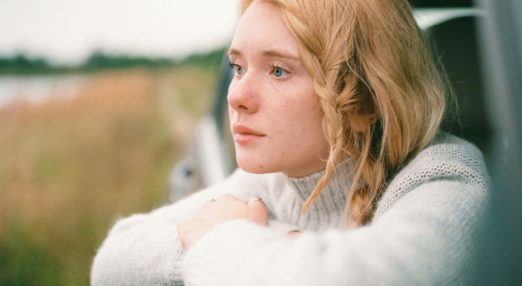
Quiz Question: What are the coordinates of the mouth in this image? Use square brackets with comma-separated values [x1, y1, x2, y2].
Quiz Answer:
[232, 123, 266, 144]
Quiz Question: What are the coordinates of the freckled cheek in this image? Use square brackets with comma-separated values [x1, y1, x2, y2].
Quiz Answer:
[269, 111, 309, 150]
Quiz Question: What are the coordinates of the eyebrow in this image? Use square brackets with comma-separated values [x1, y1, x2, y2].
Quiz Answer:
[228, 48, 300, 62]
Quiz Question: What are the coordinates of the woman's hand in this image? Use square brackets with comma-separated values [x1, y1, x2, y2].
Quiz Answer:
[178, 194, 269, 250]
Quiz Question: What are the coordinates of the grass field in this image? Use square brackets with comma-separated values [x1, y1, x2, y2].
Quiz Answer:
[0, 66, 217, 285]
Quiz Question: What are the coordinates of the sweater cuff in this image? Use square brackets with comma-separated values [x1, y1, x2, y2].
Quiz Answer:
[180, 220, 287, 285]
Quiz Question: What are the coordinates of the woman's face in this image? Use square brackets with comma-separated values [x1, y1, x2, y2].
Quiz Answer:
[227, 0, 329, 177]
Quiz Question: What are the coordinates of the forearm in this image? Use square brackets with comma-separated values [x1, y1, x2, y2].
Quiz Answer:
[91, 213, 185, 286]
[91, 183, 224, 285]
[91, 169, 269, 285]
[181, 181, 486, 286]
[182, 220, 380, 286]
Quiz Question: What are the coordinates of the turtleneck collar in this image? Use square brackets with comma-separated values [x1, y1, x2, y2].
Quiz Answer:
[287, 160, 353, 202]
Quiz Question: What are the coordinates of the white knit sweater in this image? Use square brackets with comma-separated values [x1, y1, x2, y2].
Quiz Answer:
[91, 133, 488, 285]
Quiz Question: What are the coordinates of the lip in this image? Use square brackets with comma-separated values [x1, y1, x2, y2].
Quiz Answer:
[232, 123, 266, 144]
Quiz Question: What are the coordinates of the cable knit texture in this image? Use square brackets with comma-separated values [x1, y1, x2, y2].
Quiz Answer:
[91, 133, 488, 285]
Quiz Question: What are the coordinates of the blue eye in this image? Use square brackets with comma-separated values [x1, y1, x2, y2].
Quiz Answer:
[230, 63, 245, 76]
[272, 66, 289, 78]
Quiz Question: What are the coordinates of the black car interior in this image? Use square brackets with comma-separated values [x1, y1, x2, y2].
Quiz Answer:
[428, 15, 494, 165]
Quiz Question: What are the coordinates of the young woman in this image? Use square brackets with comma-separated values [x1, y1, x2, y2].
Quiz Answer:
[91, 0, 488, 285]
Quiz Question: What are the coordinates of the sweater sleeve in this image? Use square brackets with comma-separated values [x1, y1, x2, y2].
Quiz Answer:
[90, 169, 270, 286]
[180, 180, 487, 286]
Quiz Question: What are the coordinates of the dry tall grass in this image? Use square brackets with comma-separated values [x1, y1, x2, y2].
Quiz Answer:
[0, 66, 216, 285]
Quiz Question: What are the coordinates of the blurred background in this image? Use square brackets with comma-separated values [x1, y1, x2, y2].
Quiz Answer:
[1, 0, 521, 285]
[0, 0, 237, 285]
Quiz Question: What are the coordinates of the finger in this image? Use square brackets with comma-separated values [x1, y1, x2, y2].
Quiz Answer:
[220, 194, 241, 202]
[202, 198, 217, 210]
[288, 230, 301, 237]
[247, 197, 269, 225]
[247, 197, 265, 206]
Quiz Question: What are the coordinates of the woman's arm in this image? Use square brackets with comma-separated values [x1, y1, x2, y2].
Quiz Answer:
[180, 180, 487, 286]
[90, 169, 268, 286]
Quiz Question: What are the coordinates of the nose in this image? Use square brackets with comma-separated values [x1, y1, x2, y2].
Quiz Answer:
[227, 72, 260, 114]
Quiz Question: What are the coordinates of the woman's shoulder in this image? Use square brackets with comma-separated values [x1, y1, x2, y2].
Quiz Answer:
[394, 132, 488, 188]
[419, 132, 487, 171]
[374, 132, 489, 219]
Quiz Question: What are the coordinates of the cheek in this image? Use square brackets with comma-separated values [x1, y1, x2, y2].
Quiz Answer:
[274, 93, 325, 147]
[287, 93, 323, 130]
[297, 97, 327, 147]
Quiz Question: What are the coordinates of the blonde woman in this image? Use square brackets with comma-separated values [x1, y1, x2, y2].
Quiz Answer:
[91, 0, 488, 285]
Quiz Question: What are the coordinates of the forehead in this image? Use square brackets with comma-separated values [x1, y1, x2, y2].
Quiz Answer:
[230, 1, 300, 56]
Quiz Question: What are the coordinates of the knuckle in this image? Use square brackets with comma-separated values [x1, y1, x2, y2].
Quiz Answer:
[220, 194, 239, 201]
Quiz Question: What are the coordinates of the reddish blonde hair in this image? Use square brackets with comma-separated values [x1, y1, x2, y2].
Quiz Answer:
[239, 0, 446, 226]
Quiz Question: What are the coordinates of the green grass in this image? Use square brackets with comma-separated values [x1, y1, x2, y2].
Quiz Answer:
[0, 66, 216, 285]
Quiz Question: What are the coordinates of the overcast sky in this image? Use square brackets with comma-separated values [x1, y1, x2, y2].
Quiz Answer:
[0, 0, 239, 64]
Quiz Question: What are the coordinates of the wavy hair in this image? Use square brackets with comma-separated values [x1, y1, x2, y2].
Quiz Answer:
[239, 0, 446, 226]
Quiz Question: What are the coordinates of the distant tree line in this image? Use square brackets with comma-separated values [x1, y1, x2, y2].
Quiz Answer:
[0, 47, 226, 75]
[0, 54, 52, 74]
[82, 52, 174, 70]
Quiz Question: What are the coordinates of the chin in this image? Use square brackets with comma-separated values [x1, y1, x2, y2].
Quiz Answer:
[236, 156, 277, 174]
